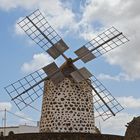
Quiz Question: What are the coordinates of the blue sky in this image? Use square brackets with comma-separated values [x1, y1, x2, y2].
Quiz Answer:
[0, 0, 140, 136]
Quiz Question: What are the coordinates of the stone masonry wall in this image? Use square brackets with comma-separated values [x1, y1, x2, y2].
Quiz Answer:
[124, 116, 140, 140]
[40, 78, 95, 133]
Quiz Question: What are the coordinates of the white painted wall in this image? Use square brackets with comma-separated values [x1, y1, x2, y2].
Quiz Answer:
[0, 125, 39, 136]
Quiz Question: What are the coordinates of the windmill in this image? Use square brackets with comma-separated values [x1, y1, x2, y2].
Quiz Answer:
[5, 9, 129, 133]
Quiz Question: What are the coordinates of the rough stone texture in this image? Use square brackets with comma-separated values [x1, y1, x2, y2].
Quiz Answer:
[40, 78, 95, 133]
[124, 116, 140, 140]
[0, 133, 124, 140]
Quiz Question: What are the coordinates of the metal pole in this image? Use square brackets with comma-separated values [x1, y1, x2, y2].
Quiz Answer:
[99, 120, 101, 133]
[2, 118, 4, 135]
[4, 109, 6, 136]
[1, 118, 3, 128]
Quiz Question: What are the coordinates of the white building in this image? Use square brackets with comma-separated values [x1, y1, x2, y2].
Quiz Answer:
[0, 124, 39, 136]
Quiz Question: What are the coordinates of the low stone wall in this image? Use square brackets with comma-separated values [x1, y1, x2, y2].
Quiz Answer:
[0, 133, 124, 140]
[124, 116, 140, 140]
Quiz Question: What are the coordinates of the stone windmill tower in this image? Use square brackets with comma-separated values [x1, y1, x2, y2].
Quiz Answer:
[5, 10, 129, 133]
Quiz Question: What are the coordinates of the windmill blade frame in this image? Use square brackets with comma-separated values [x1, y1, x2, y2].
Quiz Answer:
[18, 9, 69, 60]
[73, 26, 129, 63]
[5, 68, 47, 110]
[90, 75, 124, 121]
[70, 67, 123, 121]
[5, 62, 65, 110]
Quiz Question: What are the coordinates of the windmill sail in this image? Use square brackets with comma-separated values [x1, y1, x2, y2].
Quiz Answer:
[71, 68, 123, 120]
[5, 62, 65, 110]
[18, 9, 69, 60]
[5, 69, 46, 110]
[74, 26, 129, 63]
[90, 75, 124, 120]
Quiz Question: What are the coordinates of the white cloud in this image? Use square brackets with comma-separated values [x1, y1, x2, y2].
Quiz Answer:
[39, 1, 76, 31]
[94, 95, 140, 134]
[98, 73, 133, 81]
[14, 17, 25, 35]
[96, 112, 135, 135]
[0, 0, 38, 11]
[79, 0, 140, 80]
[117, 96, 140, 109]
[1, 0, 140, 80]
[21, 53, 53, 73]
[93, 95, 140, 110]
[6, 0, 76, 35]
[0, 102, 12, 111]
